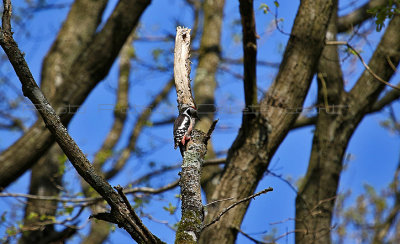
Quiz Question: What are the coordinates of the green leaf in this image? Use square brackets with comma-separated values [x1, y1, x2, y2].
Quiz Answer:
[259, 3, 269, 14]
[274, 1, 279, 7]
[163, 203, 177, 215]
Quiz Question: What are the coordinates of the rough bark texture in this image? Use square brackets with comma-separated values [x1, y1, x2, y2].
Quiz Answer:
[175, 129, 208, 244]
[0, 0, 108, 188]
[0, 4, 161, 242]
[199, 1, 335, 243]
[295, 7, 344, 243]
[0, 0, 150, 189]
[40, 0, 108, 98]
[193, 0, 225, 202]
[296, 12, 400, 244]
[173, 26, 213, 243]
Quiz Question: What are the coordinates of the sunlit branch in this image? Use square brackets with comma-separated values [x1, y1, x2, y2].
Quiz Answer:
[236, 228, 272, 244]
[0, 179, 180, 204]
[202, 187, 273, 231]
[326, 40, 400, 91]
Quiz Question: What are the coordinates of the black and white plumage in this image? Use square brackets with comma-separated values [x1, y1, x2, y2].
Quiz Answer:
[173, 104, 199, 153]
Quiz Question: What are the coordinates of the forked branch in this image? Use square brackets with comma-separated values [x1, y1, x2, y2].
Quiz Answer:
[202, 187, 274, 231]
[326, 40, 400, 91]
[0, 1, 161, 243]
[173, 26, 218, 244]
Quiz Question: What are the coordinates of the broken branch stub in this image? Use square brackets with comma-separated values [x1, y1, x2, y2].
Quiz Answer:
[174, 26, 196, 108]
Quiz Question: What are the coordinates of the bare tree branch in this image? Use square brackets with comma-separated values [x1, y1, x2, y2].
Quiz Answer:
[326, 40, 400, 90]
[0, 179, 180, 204]
[174, 27, 195, 108]
[115, 185, 160, 244]
[371, 86, 400, 112]
[173, 26, 219, 244]
[239, 0, 258, 109]
[176, 128, 211, 243]
[200, 0, 336, 242]
[296, 11, 400, 244]
[291, 84, 400, 130]
[202, 187, 273, 231]
[0, 0, 150, 189]
[236, 228, 272, 244]
[0, 1, 161, 242]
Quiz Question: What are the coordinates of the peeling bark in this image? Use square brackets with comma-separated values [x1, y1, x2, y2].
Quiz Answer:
[174, 27, 196, 108]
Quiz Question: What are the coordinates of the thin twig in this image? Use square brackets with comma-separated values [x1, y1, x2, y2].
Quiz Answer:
[130, 164, 180, 186]
[0, 3, 158, 239]
[202, 187, 273, 230]
[204, 197, 234, 207]
[0, 192, 98, 203]
[265, 170, 298, 194]
[236, 227, 273, 244]
[0, 180, 179, 203]
[310, 196, 337, 214]
[272, 229, 307, 242]
[204, 119, 219, 144]
[269, 217, 296, 225]
[386, 56, 398, 72]
[326, 40, 400, 91]
[124, 180, 179, 195]
[115, 185, 158, 244]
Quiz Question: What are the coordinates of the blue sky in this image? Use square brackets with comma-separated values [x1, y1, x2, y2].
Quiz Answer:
[1, 0, 399, 243]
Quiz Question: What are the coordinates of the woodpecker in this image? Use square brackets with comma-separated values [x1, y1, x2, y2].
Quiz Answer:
[173, 104, 199, 154]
